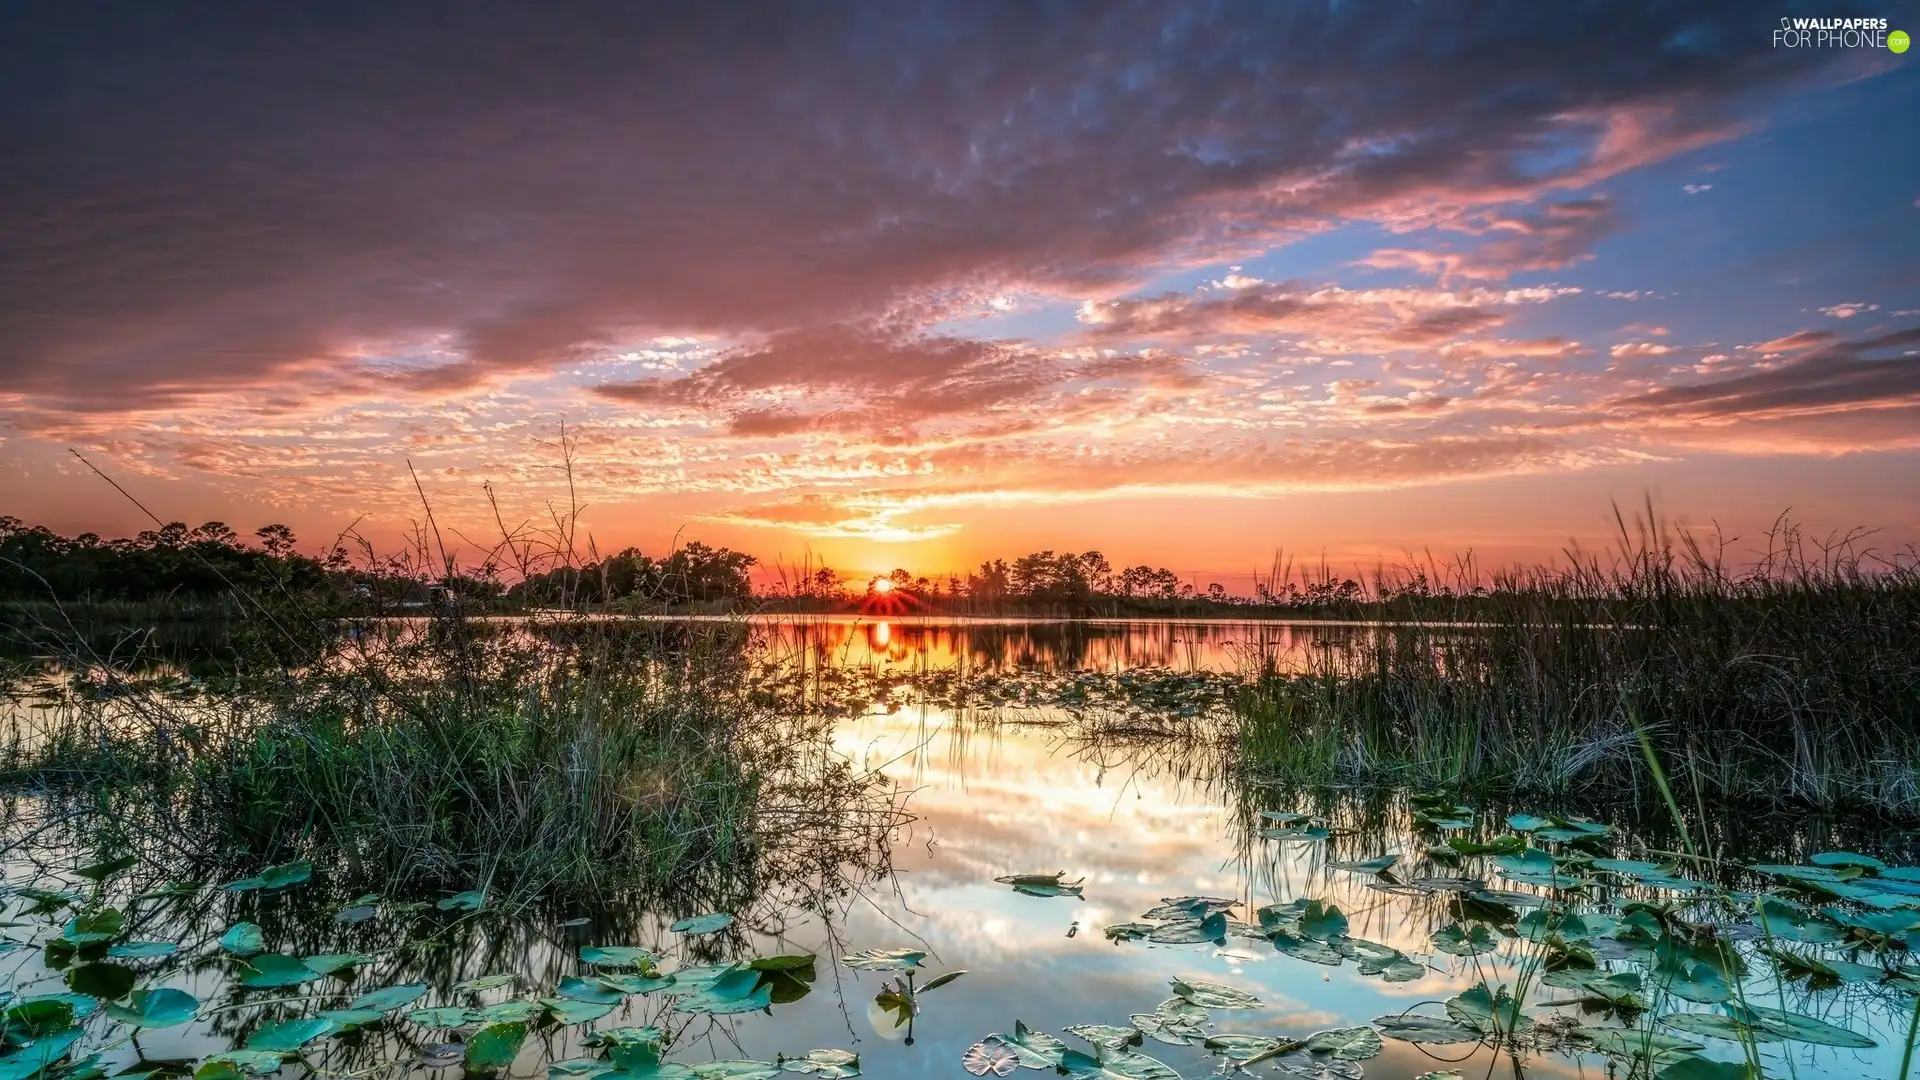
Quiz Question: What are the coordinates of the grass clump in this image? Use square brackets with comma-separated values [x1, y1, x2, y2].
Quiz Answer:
[2, 613, 903, 906]
[1234, 510, 1920, 817]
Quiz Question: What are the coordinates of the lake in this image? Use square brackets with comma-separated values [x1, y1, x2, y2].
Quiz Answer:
[2, 616, 1914, 1080]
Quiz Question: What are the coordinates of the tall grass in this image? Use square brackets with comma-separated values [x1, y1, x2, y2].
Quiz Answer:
[1, 613, 905, 907]
[1235, 508, 1920, 817]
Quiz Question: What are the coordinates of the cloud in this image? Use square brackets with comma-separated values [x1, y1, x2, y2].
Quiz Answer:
[0, 2, 1840, 416]
[591, 324, 1196, 440]
[1610, 325, 1920, 422]
[1819, 302, 1880, 319]
[1359, 197, 1620, 282]
[1682, 183, 1713, 195]
[1076, 282, 1578, 352]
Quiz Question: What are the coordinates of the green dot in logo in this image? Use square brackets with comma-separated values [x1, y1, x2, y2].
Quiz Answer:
[1892, 29, 1911, 53]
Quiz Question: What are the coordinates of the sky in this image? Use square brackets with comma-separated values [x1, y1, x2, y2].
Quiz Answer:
[3, 2, 1919, 586]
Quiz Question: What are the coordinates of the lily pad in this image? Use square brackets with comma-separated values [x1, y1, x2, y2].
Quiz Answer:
[219, 923, 264, 957]
[437, 890, 485, 912]
[840, 949, 925, 971]
[104, 988, 197, 1029]
[350, 983, 428, 1012]
[464, 1021, 526, 1072]
[223, 861, 311, 893]
[670, 912, 734, 935]
[237, 954, 318, 989]
[779, 1049, 859, 1077]
[581, 946, 656, 968]
[245, 1017, 336, 1052]
[1371, 1013, 1481, 1045]
[1169, 977, 1260, 1009]
[1303, 1027, 1381, 1061]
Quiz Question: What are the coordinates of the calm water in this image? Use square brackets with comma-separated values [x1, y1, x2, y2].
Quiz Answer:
[3, 617, 1914, 1080]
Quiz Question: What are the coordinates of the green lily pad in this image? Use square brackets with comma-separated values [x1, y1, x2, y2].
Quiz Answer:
[1169, 978, 1260, 1009]
[104, 988, 197, 1029]
[237, 954, 318, 989]
[350, 983, 427, 1012]
[61, 910, 125, 947]
[316, 1009, 385, 1031]
[454, 974, 518, 994]
[539, 998, 615, 1026]
[1303, 1026, 1381, 1061]
[985, 1022, 1066, 1069]
[106, 942, 177, 961]
[1371, 1013, 1481, 1044]
[407, 1006, 480, 1028]
[1432, 923, 1499, 956]
[219, 923, 264, 957]
[670, 912, 734, 935]
[555, 976, 624, 1005]
[581, 946, 656, 968]
[223, 861, 311, 893]
[778, 1049, 859, 1077]
[67, 963, 135, 1001]
[464, 1021, 526, 1072]
[1446, 982, 1532, 1036]
[1065, 1025, 1144, 1052]
[300, 953, 372, 975]
[245, 1017, 336, 1052]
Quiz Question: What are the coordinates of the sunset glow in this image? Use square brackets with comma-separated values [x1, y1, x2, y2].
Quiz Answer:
[3, 7, 1916, 582]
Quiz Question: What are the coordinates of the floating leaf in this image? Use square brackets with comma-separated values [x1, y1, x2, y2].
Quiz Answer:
[455, 974, 518, 994]
[1303, 1027, 1381, 1061]
[1431, 922, 1499, 956]
[1056, 1048, 1179, 1080]
[1445, 982, 1532, 1036]
[539, 998, 614, 1026]
[300, 953, 372, 975]
[1810, 851, 1885, 870]
[219, 924, 264, 957]
[104, 988, 197, 1029]
[1740, 1006, 1875, 1048]
[237, 954, 318, 989]
[61, 910, 125, 946]
[316, 1009, 385, 1031]
[840, 949, 925, 971]
[1201, 1034, 1291, 1060]
[580, 946, 655, 968]
[408, 1007, 480, 1028]
[674, 969, 773, 1015]
[555, 976, 624, 1005]
[670, 912, 734, 935]
[1507, 814, 1550, 832]
[477, 1000, 543, 1023]
[464, 1021, 526, 1072]
[1371, 1013, 1481, 1044]
[1652, 1058, 1755, 1080]
[995, 873, 1085, 899]
[437, 891, 485, 912]
[779, 1049, 859, 1077]
[1272, 932, 1345, 966]
[986, 1022, 1066, 1069]
[597, 972, 675, 995]
[199, 1051, 289, 1077]
[1169, 977, 1260, 1009]
[106, 942, 176, 961]
[1580, 1027, 1704, 1063]
[1065, 1026, 1143, 1052]
[0, 1029, 83, 1080]
[1326, 855, 1398, 875]
[223, 861, 311, 893]
[350, 983, 427, 1012]
[961, 1039, 1018, 1077]
[334, 906, 378, 925]
[245, 1017, 336, 1052]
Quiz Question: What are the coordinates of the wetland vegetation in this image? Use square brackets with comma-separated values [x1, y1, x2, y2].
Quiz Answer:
[1, 503, 1917, 1079]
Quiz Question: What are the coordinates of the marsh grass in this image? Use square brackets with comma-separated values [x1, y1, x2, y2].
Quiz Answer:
[1, 446, 908, 907]
[1234, 509, 1920, 817]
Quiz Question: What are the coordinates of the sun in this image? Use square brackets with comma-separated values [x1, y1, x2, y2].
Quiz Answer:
[869, 576, 894, 594]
